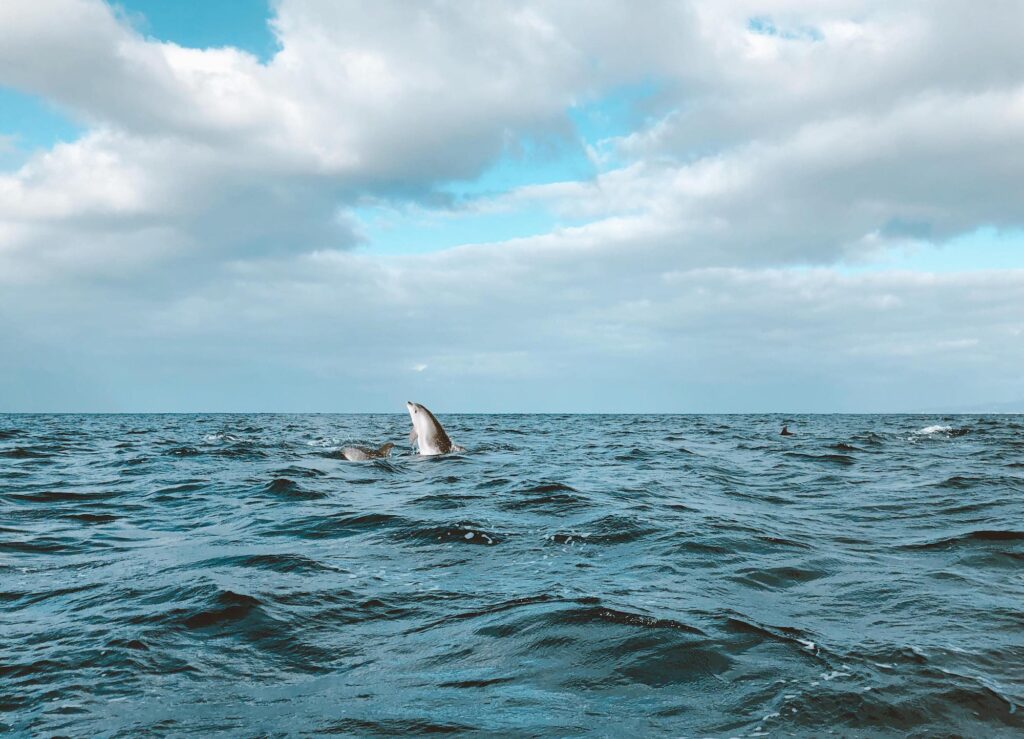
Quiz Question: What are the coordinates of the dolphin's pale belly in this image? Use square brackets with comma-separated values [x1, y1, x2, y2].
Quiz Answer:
[413, 428, 450, 455]
[417, 437, 449, 456]
[407, 401, 457, 456]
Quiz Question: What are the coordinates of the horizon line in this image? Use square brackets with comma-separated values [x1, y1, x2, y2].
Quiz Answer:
[2, 410, 1021, 416]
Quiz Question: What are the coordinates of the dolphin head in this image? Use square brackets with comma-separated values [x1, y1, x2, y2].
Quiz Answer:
[406, 401, 453, 455]
[407, 401, 428, 438]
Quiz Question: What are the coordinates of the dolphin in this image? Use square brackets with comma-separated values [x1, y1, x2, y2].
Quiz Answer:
[406, 401, 463, 456]
[341, 442, 395, 461]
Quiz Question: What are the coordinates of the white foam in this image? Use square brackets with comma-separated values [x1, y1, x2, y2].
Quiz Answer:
[203, 432, 241, 443]
[917, 425, 952, 435]
[821, 670, 851, 681]
[305, 437, 341, 448]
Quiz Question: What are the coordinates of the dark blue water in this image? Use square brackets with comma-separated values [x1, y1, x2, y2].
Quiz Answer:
[2, 414, 1023, 737]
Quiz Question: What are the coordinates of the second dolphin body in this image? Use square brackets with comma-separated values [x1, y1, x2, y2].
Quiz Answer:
[341, 442, 395, 461]
[406, 401, 462, 456]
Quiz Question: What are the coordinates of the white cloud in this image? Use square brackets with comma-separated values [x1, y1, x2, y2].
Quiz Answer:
[4, 0, 1023, 278]
[1, 0, 1022, 410]
[3, 248, 1023, 410]
[1, 0, 688, 281]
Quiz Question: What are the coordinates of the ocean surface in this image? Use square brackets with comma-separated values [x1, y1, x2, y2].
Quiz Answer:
[2, 413, 1023, 737]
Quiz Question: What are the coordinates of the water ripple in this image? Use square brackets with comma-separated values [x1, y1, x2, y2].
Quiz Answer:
[1, 412, 1022, 736]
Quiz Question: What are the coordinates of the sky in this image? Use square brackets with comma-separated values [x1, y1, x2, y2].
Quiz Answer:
[1, 0, 1023, 413]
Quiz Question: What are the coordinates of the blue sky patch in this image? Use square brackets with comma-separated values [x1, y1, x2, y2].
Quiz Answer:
[114, 0, 278, 61]
[0, 88, 82, 167]
[443, 135, 595, 200]
[748, 16, 823, 42]
[352, 200, 580, 255]
[850, 226, 1024, 273]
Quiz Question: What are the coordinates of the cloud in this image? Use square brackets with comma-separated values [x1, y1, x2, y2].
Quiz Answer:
[3, 247, 1023, 411]
[1, 0, 1022, 410]
[1, 0, 696, 281]
[4, 0, 1023, 279]
[492, 84, 1024, 269]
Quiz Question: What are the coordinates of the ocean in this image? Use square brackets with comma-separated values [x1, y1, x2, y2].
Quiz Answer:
[1, 413, 1022, 736]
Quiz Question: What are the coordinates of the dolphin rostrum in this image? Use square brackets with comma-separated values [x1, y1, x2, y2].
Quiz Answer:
[341, 442, 395, 461]
[406, 401, 462, 456]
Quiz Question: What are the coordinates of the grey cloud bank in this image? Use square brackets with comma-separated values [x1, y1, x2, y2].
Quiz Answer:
[1, 0, 1022, 411]
[4, 257, 1021, 412]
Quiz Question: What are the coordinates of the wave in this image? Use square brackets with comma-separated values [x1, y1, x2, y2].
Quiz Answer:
[166, 446, 202, 456]
[6, 412, 1024, 737]
[730, 565, 827, 590]
[756, 534, 812, 549]
[913, 425, 971, 438]
[0, 447, 51, 459]
[831, 442, 867, 452]
[545, 514, 657, 545]
[848, 430, 887, 447]
[0, 536, 100, 556]
[437, 676, 515, 689]
[63, 512, 119, 524]
[202, 432, 243, 443]
[316, 718, 478, 734]
[271, 465, 327, 479]
[212, 443, 267, 459]
[499, 482, 591, 513]
[268, 512, 408, 539]
[721, 613, 826, 659]
[261, 477, 326, 500]
[181, 589, 264, 630]
[905, 529, 1024, 550]
[8, 488, 121, 503]
[305, 436, 342, 448]
[190, 553, 334, 574]
[406, 594, 561, 635]
[522, 481, 578, 493]
[784, 451, 856, 466]
[393, 522, 501, 546]
[555, 605, 706, 635]
[153, 480, 207, 495]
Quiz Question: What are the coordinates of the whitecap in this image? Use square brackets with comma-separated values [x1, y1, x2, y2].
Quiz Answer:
[305, 437, 341, 448]
[203, 432, 241, 443]
[821, 670, 851, 681]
